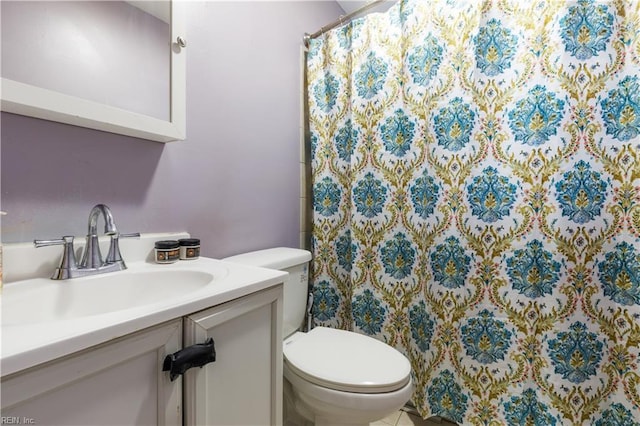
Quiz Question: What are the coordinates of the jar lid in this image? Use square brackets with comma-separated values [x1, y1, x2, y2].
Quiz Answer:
[155, 240, 179, 249]
[178, 238, 200, 246]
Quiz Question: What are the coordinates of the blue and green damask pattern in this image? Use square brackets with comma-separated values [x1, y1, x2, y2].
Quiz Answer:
[503, 389, 558, 426]
[380, 109, 416, 157]
[312, 177, 340, 216]
[601, 75, 640, 141]
[508, 85, 565, 146]
[506, 239, 560, 298]
[312, 72, 339, 113]
[410, 170, 439, 219]
[407, 34, 443, 84]
[352, 289, 387, 335]
[334, 119, 356, 161]
[431, 237, 471, 289]
[467, 167, 517, 223]
[598, 242, 640, 306]
[434, 98, 476, 151]
[460, 310, 512, 364]
[312, 280, 340, 322]
[409, 301, 435, 352]
[354, 172, 387, 218]
[356, 52, 389, 99]
[381, 233, 416, 279]
[308, 0, 640, 424]
[547, 322, 604, 384]
[560, 0, 614, 60]
[427, 370, 468, 424]
[474, 18, 518, 77]
[594, 403, 640, 426]
[555, 160, 608, 224]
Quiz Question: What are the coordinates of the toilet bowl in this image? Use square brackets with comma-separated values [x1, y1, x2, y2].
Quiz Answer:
[284, 327, 413, 426]
[223, 248, 413, 426]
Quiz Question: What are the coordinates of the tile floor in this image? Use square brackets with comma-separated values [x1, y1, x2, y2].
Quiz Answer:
[372, 409, 458, 426]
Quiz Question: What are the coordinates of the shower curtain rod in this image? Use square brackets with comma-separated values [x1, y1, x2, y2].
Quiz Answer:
[303, 0, 388, 46]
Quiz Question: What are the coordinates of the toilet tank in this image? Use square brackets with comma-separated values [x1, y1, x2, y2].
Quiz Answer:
[222, 248, 312, 338]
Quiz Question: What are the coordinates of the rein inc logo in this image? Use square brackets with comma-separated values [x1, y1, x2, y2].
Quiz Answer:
[0, 418, 35, 424]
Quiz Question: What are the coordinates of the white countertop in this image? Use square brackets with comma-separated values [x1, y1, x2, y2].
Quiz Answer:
[1, 253, 286, 376]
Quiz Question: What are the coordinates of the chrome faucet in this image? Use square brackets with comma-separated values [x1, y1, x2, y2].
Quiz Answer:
[81, 204, 118, 269]
[34, 204, 139, 280]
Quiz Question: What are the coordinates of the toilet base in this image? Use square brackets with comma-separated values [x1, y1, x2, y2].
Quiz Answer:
[314, 418, 369, 426]
[285, 379, 370, 426]
[284, 379, 313, 426]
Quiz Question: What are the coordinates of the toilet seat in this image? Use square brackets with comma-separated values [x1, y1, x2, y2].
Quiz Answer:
[283, 327, 411, 394]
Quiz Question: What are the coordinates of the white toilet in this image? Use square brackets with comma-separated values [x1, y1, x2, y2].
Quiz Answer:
[223, 248, 413, 426]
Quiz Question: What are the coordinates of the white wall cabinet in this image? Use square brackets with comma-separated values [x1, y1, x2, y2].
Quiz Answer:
[1, 286, 283, 426]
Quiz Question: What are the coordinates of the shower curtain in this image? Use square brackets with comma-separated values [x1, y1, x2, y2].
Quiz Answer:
[306, 0, 640, 424]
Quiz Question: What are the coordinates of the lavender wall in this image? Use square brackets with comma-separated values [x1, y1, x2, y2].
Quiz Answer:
[0, 1, 343, 258]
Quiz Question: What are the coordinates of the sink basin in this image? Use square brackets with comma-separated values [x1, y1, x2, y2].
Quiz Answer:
[0, 234, 287, 377]
[2, 268, 215, 325]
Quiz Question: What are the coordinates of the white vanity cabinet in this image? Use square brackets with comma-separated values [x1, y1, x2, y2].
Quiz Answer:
[183, 286, 283, 426]
[1, 319, 184, 425]
[1, 286, 283, 426]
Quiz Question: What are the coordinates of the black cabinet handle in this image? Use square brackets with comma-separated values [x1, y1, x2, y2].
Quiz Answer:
[163, 338, 216, 381]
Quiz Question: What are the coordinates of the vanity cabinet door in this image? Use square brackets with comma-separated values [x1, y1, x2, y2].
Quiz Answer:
[1, 319, 183, 426]
[183, 286, 283, 426]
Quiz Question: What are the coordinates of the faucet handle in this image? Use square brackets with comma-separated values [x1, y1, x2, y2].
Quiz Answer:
[120, 232, 141, 239]
[34, 235, 72, 248]
[105, 232, 140, 264]
[34, 235, 78, 280]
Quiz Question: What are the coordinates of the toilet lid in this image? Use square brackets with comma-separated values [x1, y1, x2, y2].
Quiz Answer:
[283, 327, 411, 394]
